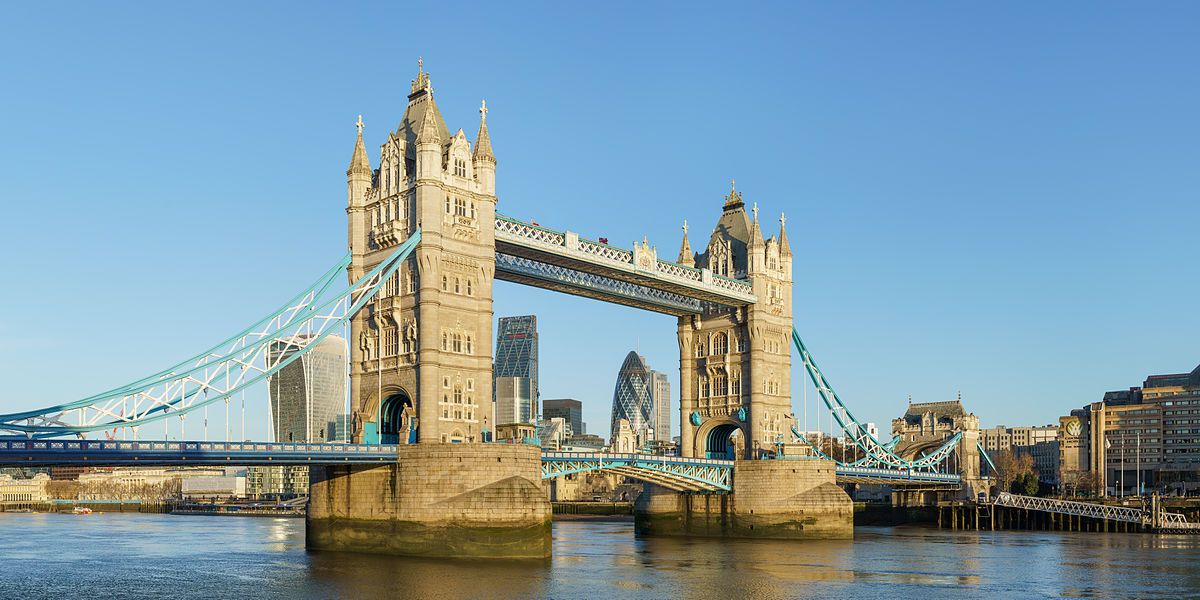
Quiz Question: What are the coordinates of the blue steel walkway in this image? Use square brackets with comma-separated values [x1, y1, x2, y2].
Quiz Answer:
[0, 439, 399, 466]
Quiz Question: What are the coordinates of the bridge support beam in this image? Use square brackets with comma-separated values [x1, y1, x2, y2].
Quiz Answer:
[306, 444, 551, 558]
[634, 458, 852, 539]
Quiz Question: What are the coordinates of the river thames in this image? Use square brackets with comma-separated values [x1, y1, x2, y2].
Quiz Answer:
[2, 512, 1199, 599]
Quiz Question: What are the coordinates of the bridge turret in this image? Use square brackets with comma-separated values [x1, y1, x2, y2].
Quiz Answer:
[777, 213, 792, 279]
[347, 115, 372, 274]
[676, 220, 694, 268]
[472, 99, 496, 196]
[415, 98, 443, 181]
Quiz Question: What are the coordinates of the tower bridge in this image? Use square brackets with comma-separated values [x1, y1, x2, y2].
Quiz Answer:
[0, 62, 976, 558]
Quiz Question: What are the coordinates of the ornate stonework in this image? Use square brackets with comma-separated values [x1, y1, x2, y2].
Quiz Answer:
[346, 62, 498, 444]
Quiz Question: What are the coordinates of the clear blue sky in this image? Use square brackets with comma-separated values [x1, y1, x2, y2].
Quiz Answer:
[1, 3, 1197, 441]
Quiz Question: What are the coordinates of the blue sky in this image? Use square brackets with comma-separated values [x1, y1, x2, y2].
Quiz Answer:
[0, 3, 1197, 441]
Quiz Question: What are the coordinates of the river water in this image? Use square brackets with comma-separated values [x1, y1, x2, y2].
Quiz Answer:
[2, 512, 1198, 599]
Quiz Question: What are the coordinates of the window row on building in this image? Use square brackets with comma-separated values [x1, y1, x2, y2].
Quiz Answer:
[440, 329, 475, 355]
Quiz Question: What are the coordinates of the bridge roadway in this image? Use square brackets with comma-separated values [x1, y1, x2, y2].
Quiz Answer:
[0, 441, 961, 490]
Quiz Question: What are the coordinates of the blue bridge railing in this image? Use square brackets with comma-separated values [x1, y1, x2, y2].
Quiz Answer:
[0, 439, 399, 465]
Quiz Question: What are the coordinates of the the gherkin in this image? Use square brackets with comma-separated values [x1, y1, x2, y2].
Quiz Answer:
[610, 351, 654, 438]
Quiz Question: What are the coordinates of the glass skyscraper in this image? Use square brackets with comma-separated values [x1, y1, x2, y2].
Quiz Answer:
[649, 371, 671, 441]
[543, 398, 584, 436]
[267, 333, 348, 443]
[610, 351, 654, 440]
[493, 316, 538, 426]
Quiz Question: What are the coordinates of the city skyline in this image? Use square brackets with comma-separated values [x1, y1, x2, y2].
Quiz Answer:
[1, 4, 1198, 442]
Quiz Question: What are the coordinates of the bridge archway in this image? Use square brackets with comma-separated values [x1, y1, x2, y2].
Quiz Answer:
[380, 389, 413, 444]
[696, 419, 745, 460]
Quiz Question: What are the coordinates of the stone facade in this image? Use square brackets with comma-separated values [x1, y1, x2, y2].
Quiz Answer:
[307, 443, 550, 558]
[678, 184, 794, 459]
[346, 63, 498, 444]
[634, 458, 852, 538]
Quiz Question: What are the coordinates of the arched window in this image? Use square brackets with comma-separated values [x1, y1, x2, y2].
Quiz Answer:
[713, 333, 728, 355]
[465, 335, 473, 355]
[700, 377, 709, 398]
[441, 275, 448, 291]
[466, 279, 473, 296]
[454, 277, 460, 294]
[445, 196, 452, 214]
[737, 336, 747, 352]
[713, 373, 726, 396]
[696, 343, 705, 358]
[454, 385, 463, 403]
[441, 331, 448, 351]
[452, 332, 462, 353]
[406, 271, 415, 293]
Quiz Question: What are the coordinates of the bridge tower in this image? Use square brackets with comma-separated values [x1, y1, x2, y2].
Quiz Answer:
[677, 184, 794, 458]
[346, 62, 498, 445]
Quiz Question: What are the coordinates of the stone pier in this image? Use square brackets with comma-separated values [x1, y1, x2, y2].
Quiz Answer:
[307, 444, 551, 558]
[635, 458, 852, 539]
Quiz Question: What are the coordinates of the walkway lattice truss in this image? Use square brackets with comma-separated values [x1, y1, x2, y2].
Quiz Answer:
[993, 492, 1200, 532]
[0, 231, 422, 439]
[542, 452, 732, 492]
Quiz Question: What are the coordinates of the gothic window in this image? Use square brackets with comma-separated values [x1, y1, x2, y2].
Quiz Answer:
[406, 271, 415, 293]
[700, 377, 709, 398]
[466, 279, 473, 296]
[454, 158, 467, 177]
[713, 333, 728, 355]
[454, 277, 461, 294]
[713, 373, 727, 396]
[469, 200, 476, 219]
[731, 373, 741, 396]
[696, 343, 705, 358]
[454, 197, 468, 217]
[441, 275, 448, 291]
[441, 331, 448, 351]
[445, 196, 452, 214]
[737, 336, 747, 352]
[466, 379, 474, 391]
[442, 407, 448, 418]
[383, 327, 397, 356]
[452, 332, 462, 353]
[454, 385, 463, 404]
[465, 334, 473, 355]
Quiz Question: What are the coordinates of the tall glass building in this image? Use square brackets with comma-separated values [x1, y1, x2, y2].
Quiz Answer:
[267, 333, 348, 443]
[649, 371, 671, 442]
[610, 351, 654, 441]
[493, 316, 538, 426]
[543, 398, 583, 436]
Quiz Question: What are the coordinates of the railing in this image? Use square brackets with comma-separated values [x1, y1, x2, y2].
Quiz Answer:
[495, 214, 754, 301]
[542, 451, 734, 468]
[0, 439, 400, 463]
[836, 465, 961, 483]
[992, 492, 1200, 531]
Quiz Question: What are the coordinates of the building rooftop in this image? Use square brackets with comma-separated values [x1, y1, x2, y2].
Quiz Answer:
[901, 400, 966, 425]
[1144, 364, 1200, 389]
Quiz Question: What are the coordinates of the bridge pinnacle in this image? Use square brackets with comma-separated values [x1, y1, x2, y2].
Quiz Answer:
[479, 99, 487, 122]
[355, 114, 364, 135]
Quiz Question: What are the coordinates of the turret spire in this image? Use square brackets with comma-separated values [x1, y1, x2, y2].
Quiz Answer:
[748, 201, 764, 249]
[472, 99, 495, 163]
[347, 114, 371, 177]
[778, 212, 792, 257]
[416, 100, 442, 145]
[677, 220, 694, 267]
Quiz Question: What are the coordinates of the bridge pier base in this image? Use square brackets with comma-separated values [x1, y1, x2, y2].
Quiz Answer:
[306, 444, 551, 558]
[634, 458, 852, 539]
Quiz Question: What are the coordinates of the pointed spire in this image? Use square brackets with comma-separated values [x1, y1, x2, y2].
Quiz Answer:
[473, 99, 495, 163]
[416, 102, 441, 145]
[677, 220, 693, 266]
[778, 212, 792, 257]
[347, 114, 371, 177]
[748, 201, 764, 248]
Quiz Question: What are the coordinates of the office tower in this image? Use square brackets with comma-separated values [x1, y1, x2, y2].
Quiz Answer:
[267, 333, 349, 443]
[610, 351, 654, 442]
[494, 316, 538, 427]
[649, 371, 671, 442]
[543, 398, 583, 436]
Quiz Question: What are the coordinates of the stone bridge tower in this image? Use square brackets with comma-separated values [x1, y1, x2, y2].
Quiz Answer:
[345, 62, 498, 444]
[677, 184, 794, 458]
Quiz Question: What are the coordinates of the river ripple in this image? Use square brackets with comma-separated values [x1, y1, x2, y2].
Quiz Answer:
[1, 512, 1198, 599]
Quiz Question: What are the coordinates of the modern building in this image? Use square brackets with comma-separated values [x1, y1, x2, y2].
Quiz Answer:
[565, 433, 605, 450]
[493, 315, 538, 429]
[1059, 363, 1200, 496]
[980, 425, 1061, 485]
[610, 351, 654, 445]
[538, 417, 570, 451]
[543, 398, 584, 437]
[246, 465, 309, 499]
[332, 414, 353, 443]
[649, 371, 671, 442]
[496, 376, 535, 425]
[181, 473, 247, 501]
[267, 333, 349, 443]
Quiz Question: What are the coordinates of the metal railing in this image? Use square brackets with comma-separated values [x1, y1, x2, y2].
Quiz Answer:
[992, 492, 1200, 531]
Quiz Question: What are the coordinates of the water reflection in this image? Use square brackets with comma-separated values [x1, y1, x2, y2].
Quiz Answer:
[2, 513, 1200, 599]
